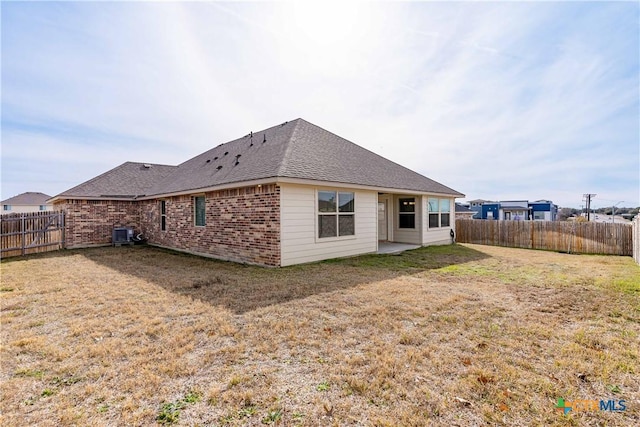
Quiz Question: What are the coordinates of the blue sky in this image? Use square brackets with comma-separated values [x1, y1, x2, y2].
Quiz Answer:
[2, 1, 638, 208]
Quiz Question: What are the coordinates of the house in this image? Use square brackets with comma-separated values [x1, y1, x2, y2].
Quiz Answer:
[455, 202, 476, 219]
[479, 199, 558, 221]
[529, 200, 558, 221]
[1, 192, 53, 213]
[466, 199, 489, 219]
[50, 119, 464, 266]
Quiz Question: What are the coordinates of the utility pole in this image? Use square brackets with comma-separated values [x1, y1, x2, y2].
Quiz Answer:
[583, 194, 596, 221]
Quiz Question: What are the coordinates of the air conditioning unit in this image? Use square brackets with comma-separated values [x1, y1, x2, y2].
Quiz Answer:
[112, 227, 134, 246]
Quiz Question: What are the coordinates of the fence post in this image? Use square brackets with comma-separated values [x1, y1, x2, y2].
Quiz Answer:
[20, 213, 26, 256]
[631, 214, 640, 264]
[60, 211, 66, 249]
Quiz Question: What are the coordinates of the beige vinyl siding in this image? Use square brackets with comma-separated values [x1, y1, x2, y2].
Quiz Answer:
[393, 195, 422, 245]
[2, 204, 53, 213]
[280, 183, 377, 266]
[422, 196, 455, 245]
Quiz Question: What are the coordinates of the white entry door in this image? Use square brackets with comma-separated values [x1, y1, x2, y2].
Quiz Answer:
[378, 202, 387, 240]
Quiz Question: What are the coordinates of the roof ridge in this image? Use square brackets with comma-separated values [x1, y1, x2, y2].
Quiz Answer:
[294, 120, 463, 195]
[276, 118, 303, 177]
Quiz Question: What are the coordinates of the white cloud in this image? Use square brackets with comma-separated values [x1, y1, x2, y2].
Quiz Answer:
[2, 1, 638, 207]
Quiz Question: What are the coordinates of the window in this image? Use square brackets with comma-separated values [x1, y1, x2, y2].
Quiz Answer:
[318, 191, 355, 238]
[428, 198, 451, 228]
[160, 200, 167, 231]
[441, 199, 451, 227]
[39, 205, 47, 211]
[3, 205, 10, 211]
[399, 198, 416, 228]
[428, 198, 439, 228]
[533, 211, 545, 220]
[194, 196, 206, 227]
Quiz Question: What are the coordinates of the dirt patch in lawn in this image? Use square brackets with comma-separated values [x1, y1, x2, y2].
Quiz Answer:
[1, 244, 638, 426]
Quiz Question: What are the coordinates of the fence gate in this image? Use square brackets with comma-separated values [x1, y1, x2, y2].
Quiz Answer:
[0, 211, 65, 258]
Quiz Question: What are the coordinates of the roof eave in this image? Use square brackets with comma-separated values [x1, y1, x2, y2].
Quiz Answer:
[138, 177, 281, 200]
[275, 177, 464, 197]
[50, 176, 464, 202]
[49, 195, 141, 203]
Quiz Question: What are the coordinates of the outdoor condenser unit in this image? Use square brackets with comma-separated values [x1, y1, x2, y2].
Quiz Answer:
[112, 227, 134, 246]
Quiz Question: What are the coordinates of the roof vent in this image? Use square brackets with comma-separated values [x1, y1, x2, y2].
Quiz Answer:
[281, 121, 288, 127]
[262, 133, 266, 143]
[143, 164, 152, 168]
[206, 159, 211, 163]
[213, 156, 218, 161]
[235, 154, 241, 165]
[224, 151, 229, 156]
[217, 165, 223, 170]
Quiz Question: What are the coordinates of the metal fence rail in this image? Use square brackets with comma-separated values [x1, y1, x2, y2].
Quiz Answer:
[456, 219, 633, 256]
[1, 211, 65, 258]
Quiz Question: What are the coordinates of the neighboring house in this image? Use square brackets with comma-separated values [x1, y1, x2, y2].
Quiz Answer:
[455, 203, 476, 219]
[50, 119, 464, 267]
[466, 199, 488, 219]
[1, 192, 53, 213]
[529, 200, 558, 221]
[479, 199, 558, 221]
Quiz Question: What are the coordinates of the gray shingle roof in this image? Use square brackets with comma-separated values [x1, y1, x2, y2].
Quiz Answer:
[146, 119, 462, 197]
[56, 119, 464, 199]
[275, 119, 463, 196]
[146, 120, 299, 196]
[455, 203, 474, 213]
[55, 162, 177, 199]
[2, 192, 52, 205]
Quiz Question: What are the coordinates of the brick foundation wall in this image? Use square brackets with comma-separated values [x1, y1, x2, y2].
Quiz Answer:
[140, 184, 281, 266]
[54, 200, 141, 248]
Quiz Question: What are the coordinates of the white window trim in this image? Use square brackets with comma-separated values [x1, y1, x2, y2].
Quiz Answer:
[427, 197, 452, 230]
[314, 188, 357, 243]
[398, 197, 417, 229]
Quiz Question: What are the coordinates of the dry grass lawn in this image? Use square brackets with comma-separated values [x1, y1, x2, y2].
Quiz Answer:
[1, 244, 639, 426]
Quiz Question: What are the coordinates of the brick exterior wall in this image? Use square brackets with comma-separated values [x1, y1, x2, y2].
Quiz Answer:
[55, 185, 281, 266]
[140, 184, 281, 266]
[54, 200, 141, 248]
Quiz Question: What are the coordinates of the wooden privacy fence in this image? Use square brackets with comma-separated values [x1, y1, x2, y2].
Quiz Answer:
[456, 219, 633, 256]
[1, 211, 65, 258]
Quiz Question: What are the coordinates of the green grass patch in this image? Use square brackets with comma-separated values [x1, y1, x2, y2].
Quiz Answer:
[322, 244, 487, 270]
[156, 390, 202, 425]
[15, 368, 45, 379]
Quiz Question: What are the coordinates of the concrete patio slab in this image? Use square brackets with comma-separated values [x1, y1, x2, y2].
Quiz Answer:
[377, 242, 421, 254]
